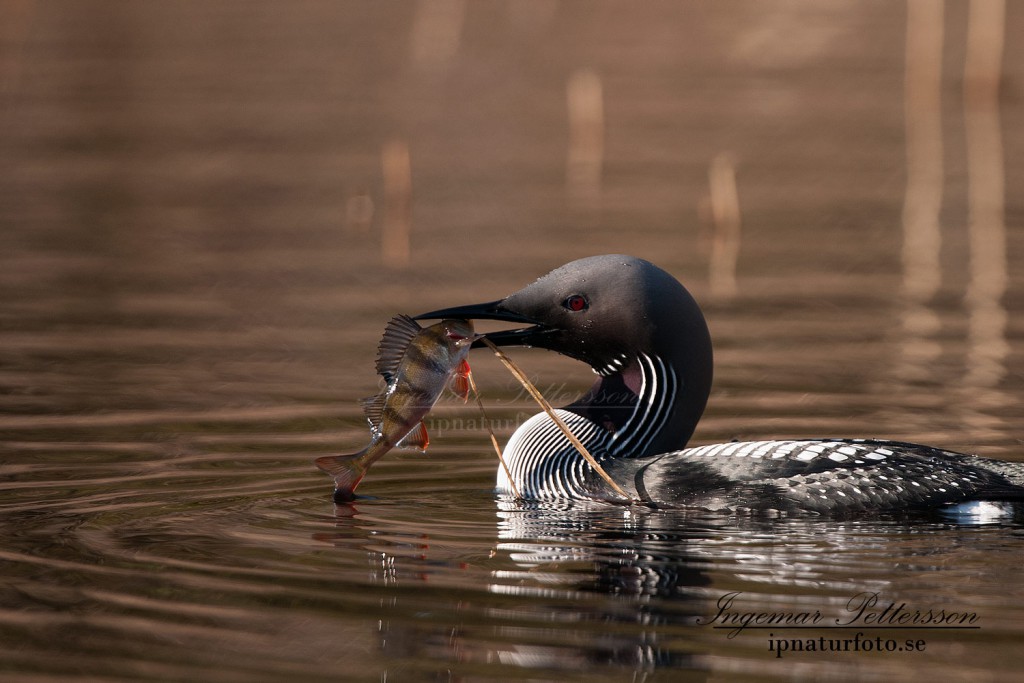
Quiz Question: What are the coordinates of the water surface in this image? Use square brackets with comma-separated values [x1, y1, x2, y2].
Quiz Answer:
[3, 2, 1024, 681]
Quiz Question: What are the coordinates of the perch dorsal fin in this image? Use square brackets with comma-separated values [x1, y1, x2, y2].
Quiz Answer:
[375, 314, 422, 382]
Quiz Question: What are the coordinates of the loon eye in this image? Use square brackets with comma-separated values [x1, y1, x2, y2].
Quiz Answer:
[446, 331, 468, 341]
[562, 294, 589, 312]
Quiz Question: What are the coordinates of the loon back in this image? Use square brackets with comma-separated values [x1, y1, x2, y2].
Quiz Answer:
[416, 255, 1024, 514]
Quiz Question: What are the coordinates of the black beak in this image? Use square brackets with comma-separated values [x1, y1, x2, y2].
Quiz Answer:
[414, 300, 556, 348]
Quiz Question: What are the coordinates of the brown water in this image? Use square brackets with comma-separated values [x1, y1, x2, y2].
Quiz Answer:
[3, 2, 1024, 681]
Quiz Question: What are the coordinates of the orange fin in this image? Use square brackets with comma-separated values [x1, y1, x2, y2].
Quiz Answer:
[396, 421, 429, 452]
[449, 359, 471, 402]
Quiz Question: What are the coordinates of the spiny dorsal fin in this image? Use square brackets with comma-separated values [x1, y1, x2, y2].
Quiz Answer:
[360, 393, 387, 431]
[375, 315, 422, 382]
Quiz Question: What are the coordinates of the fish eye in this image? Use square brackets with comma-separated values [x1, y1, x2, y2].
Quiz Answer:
[562, 294, 589, 312]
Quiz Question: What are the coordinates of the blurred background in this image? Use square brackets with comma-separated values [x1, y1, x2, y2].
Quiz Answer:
[2, 3, 1024, 680]
[2, 2, 1022, 443]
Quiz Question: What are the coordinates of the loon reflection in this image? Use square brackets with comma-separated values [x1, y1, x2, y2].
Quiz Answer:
[317, 498, 1023, 679]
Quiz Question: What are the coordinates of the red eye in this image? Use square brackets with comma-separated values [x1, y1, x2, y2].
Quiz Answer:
[563, 294, 588, 312]
[446, 331, 467, 341]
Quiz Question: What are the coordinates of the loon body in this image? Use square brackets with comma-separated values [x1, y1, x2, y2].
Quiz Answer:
[417, 255, 1024, 514]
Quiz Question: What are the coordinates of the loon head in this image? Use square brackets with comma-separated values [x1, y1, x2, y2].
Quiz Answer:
[416, 255, 713, 454]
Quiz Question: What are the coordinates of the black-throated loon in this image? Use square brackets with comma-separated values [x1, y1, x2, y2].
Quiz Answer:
[416, 255, 1024, 514]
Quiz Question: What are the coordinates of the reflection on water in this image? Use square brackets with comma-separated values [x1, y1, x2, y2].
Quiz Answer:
[381, 139, 414, 269]
[3, 1, 1024, 681]
[898, 0, 1011, 443]
[963, 0, 1008, 392]
[567, 69, 605, 209]
[314, 498, 1024, 681]
[704, 152, 742, 300]
[899, 0, 944, 382]
[410, 0, 466, 76]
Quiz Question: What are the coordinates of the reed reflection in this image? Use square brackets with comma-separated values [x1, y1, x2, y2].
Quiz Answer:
[410, 0, 466, 75]
[897, 0, 1010, 434]
[567, 69, 604, 208]
[898, 0, 944, 383]
[381, 139, 413, 269]
[962, 0, 1008, 391]
[702, 153, 742, 300]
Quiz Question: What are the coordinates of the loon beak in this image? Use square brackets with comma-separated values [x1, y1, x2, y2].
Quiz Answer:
[414, 300, 556, 348]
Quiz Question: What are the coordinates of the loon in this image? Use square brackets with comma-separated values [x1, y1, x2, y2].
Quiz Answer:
[416, 255, 1024, 514]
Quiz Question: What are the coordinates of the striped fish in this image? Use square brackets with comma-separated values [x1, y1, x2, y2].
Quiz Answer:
[315, 315, 475, 501]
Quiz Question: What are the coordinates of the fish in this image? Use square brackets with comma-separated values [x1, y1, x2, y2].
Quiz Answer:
[315, 315, 476, 502]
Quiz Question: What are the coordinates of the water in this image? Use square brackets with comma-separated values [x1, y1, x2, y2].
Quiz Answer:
[3, 2, 1024, 681]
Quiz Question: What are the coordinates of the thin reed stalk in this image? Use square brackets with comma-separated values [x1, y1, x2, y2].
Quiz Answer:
[465, 369, 522, 501]
[480, 338, 634, 502]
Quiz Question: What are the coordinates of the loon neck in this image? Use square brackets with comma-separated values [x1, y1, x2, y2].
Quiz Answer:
[564, 352, 708, 458]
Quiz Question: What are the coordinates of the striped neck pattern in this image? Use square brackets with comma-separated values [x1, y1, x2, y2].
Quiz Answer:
[498, 353, 678, 498]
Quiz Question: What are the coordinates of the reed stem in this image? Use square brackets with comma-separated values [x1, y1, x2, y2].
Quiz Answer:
[465, 368, 522, 501]
[480, 338, 634, 502]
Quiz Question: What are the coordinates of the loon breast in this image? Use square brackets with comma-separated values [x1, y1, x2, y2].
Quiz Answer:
[498, 352, 679, 500]
[499, 410, 612, 500]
